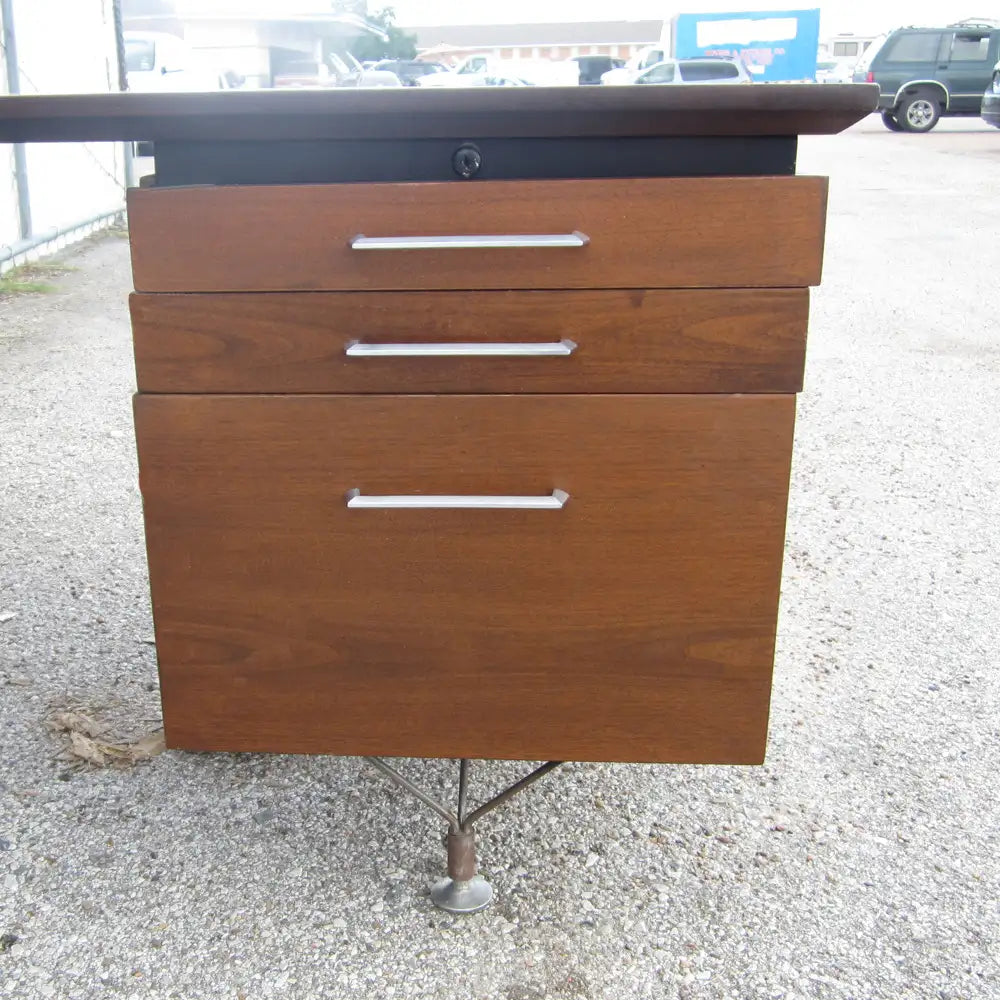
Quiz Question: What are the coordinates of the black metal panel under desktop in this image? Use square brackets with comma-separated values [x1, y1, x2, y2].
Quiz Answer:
[150, 136, 798, 187]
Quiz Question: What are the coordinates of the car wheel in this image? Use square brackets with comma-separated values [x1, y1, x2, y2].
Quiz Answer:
[881, 110, 904, 132]
[897, 94, 941, 132]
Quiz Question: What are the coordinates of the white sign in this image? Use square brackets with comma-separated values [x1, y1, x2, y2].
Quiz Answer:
[696, 17, 800, 47]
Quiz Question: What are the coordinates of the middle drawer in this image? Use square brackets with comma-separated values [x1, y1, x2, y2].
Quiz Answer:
[130, 288, 809, 394]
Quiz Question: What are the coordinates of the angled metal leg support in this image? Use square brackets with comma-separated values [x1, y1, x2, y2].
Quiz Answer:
[364, 757, 563, 913]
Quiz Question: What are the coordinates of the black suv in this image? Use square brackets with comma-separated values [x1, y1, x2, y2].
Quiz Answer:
[854, 20, 1000, 131]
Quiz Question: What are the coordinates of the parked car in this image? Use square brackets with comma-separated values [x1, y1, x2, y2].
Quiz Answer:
[419, 56, 577, 88]
[570, 55, 625, 85]
[272, 58, 337, 89]
[983, 57, 1000, 128]
[272, 51, 375, 89]
[340, 69, 403, 89]
[816, 59, 853, 84]
[372, 60, 448, 87]
[124, 31, 226, 92]
[853, 20, 1000, 132]
[482, 74, 535, 87]
[632, 58, 752, 86]
[601, 45, 668, 85]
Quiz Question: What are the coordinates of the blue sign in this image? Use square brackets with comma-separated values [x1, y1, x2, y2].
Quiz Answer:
[673, 9, 820, 82]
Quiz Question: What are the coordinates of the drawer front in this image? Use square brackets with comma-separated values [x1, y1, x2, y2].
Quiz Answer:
[134, 393, 795, 763]
[127, 177, 828, 292]
[130, 288, 809, 394]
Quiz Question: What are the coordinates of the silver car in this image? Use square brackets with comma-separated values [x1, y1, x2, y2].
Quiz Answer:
[634, 58, 753, 85]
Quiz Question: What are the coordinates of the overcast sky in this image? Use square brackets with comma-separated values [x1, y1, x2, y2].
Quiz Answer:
[389, 1, 998, 37]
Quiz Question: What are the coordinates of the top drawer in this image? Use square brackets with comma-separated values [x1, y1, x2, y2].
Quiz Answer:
[127, 177, 828, 293]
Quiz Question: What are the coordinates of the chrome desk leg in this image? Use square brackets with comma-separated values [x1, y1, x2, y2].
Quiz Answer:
[364, 757, 563, 914]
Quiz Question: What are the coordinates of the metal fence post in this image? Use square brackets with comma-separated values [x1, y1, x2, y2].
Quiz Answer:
[110, 0, 136, 189]
[1, 0, 32, 238]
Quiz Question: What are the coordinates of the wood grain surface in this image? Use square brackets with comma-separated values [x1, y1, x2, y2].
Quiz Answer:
[127, 177, 828, 292]
[130, 288, 809, 395]
[0, 85, 879, 143]
[134, 393, 795, 763]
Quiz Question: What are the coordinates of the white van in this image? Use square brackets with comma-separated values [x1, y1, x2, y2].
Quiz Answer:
[125, 32, 225, 92]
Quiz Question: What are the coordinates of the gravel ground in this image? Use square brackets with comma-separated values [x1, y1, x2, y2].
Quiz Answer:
[2, 118, 999, 1000]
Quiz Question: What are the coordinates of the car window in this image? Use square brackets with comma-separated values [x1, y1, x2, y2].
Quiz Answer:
[854, 34, 886, 72]
[643, 63, 676, 83]
[125, 38, 156, 73]
[881, 32, 943, 63]
[833, 41, 859, 57]
[639, 49, 666, 70]
[679, 61, 740, 81]
[949, 33, 991, 62]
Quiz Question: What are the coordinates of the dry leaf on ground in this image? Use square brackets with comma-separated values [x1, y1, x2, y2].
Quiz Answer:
[47, 704, 165, 768]
[69, 730, 112, 767]
[47, 710, 106, 739]
[127, 732, 167, 761]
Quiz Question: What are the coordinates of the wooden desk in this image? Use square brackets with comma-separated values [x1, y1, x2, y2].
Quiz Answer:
[0, 86, 878, 766]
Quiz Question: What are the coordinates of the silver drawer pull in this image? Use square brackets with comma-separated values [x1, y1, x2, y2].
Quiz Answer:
[350, 233, 588, 250]
[345, 340, 577, 358]
[346, 489, 569, 510]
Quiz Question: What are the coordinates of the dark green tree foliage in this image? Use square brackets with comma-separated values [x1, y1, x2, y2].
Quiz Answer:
[350, 6, 417, 61]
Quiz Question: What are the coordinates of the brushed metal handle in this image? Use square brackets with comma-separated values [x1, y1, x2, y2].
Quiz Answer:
[346, 489, 569, 510]
[350, 233, 588, 250]
[344, 340, 577, 358]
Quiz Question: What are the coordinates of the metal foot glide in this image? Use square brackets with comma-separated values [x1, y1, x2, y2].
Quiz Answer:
[365, 757, 563, 914]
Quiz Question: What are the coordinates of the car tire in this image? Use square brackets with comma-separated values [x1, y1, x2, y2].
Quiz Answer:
[881, 110, 904, 132]
[897, 94, 941, 133]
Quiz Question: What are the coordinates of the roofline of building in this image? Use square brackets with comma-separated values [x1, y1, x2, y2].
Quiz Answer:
[406, 20, 663, 48]
[128, 12, 387, 40]
[418, 40, 656, 51]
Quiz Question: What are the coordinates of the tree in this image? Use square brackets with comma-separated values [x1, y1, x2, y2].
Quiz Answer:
[350, 6, 417, 62]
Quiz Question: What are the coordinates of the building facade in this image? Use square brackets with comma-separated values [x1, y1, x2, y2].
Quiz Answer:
[125, 1, 383, 88]
[408, 20, 664, 65]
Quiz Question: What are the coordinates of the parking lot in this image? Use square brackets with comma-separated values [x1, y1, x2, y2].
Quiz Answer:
[1, 115, 998, 1000]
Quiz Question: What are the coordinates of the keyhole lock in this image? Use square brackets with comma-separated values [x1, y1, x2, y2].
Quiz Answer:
[452, 143, 483, 179]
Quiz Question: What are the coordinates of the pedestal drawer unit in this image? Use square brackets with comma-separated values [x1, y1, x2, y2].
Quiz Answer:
[0, 86, 881, 908]
[126, 168, 822, 765]
[0, 87, 856, 769]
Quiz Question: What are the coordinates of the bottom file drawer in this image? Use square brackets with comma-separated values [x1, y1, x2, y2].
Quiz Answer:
[133, 393, 795, 763]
